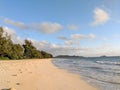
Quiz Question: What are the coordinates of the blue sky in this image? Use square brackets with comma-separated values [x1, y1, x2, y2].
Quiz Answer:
[0, 0, 120, 56]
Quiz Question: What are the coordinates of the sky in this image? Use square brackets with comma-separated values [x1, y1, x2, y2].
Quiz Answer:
[0, 0, 120, 56]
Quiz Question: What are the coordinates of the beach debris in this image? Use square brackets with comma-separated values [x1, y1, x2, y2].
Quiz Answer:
[2, 87, 16, 90]
[16, 82, 20, 85]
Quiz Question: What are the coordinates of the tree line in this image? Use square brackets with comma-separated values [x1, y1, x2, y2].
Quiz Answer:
[0, 27, 53, 60]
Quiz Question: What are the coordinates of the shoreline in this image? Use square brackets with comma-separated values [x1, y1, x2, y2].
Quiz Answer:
[0, 59, 98, 90]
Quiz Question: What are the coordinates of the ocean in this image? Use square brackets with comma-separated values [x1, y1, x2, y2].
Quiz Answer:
[52, 57, 120, 90]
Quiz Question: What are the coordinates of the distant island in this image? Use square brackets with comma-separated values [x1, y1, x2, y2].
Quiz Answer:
[55, 55, 120, 58]
[0, 27, 53, 60]
[55, 55, 85, 58]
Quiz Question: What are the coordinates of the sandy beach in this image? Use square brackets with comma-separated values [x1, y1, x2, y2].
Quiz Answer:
[0, 59, 97, 90]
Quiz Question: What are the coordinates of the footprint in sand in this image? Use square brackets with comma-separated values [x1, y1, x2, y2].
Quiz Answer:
[29, 72, 32, 74]
[12, 74, 17, 76]
[18, 69, 22, 73]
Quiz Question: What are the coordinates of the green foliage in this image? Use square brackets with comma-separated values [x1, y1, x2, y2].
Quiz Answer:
[0, 27, 53, 60]
[23, 40, 41, 58]
[0, 57, 9, 60]
[0, 28, 13, 58]
[41, 51, 53, 58]
[22, 40, 53, 59]
[9, 44, 24, 59]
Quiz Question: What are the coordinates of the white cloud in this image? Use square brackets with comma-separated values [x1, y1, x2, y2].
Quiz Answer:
[3, 26, 16, 36]
[4, 18, 28, 29]
[34, 42, 120, 56]
[65, 40, 80, 46]
[71, 34, 86, 39]
[89, 33, 95, 39]
[28, 39, 51, 50]
[4, 18, 63, 34]
[91, 8, 110, 26]
[58, 36, 70, 40]
[38, 42, 120, 56]
[33, 22, 63, 34]
[57, 34, 95, 47]
[3, 26, 24, 44]
[71, 33, 95, 39]
[67, 24, 79, 30]
[58, 34, 95, 41]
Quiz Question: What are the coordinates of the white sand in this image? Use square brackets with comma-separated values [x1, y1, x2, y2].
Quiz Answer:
[0, 59, 97, 90]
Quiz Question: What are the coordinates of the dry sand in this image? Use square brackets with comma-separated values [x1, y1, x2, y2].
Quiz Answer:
[0, 59, 97, 90]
